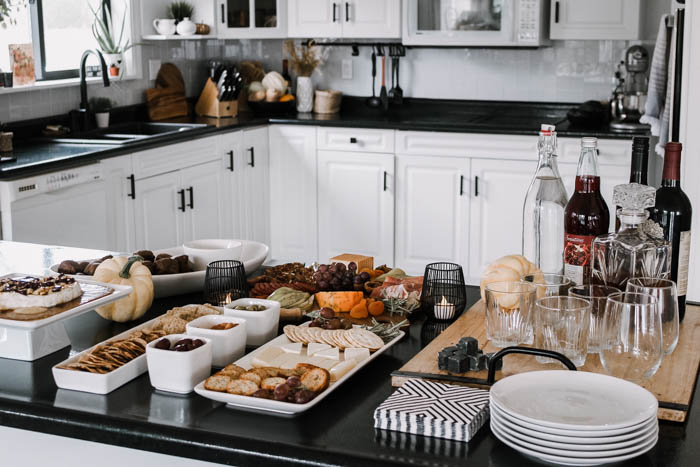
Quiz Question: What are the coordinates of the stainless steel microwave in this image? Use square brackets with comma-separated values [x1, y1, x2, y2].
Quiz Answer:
[403, 0, 549, 46]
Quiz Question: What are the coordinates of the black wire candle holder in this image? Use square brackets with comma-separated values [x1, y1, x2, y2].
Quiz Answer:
[204, 260, 248, 306]
[420, 262, 467, 322]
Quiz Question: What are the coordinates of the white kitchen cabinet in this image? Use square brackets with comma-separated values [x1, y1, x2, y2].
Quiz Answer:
[238, 127, 271, 246]
[467, 159, 535, 284]
[288, 0, 400, 38]
[102, 156, 135, 252]
[550, 0, 641, 40]
[182, 161, 227, 242]
[269, 125, 318, 264]
[317, 150, 394, 266]
[395, 155, 470, 276]
[133, 170, 184, 251]
[219, 131, 244, 239]
[217, 0, 287, 38]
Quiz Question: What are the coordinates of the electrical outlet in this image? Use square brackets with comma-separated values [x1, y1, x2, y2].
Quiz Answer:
[149, 60, 162, 80]
[342, 59, 353, 80]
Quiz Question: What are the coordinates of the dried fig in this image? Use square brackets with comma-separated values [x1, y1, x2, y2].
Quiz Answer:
[133, 250, 155, 262]
[83, 261, 102, 275]
[173, 255, 191, 273]
[155, 253, 172, 261]
[154, 257, 179, 275]
[57, 260, 79, 275]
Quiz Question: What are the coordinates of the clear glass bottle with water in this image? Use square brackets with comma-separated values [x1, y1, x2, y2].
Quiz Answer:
[522, 125, 568, 274]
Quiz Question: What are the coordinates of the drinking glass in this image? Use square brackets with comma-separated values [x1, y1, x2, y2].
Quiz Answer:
[600, 292, 662, 384]
[204, 260, 248, 306]
[521, 273, 573, 298]
[484, 281, 536, 348]
[534, 296, 591, 367]
[569, 285, 621, 353]
[626, 278, 679, 355]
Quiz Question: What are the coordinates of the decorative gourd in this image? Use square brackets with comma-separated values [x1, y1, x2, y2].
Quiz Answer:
[261, 71, 287, 93]
[93, 256, 154, 322]
[479, 254, 542, 306]
[248, 81, 264, 93]
[314, 291, 364, 313]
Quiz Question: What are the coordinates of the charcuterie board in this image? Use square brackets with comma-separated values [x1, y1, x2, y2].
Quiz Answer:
[391, 301, 700, 423]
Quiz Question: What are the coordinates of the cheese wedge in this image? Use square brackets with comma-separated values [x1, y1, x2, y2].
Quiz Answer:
[315, 347, 340, 361]
[251, 346, 285, 367]
[280, 342, 303, 354]
[307, 342, 331, 356]
[343, 347, 370, 362]
[271, 353, 307, 370]
[329, 359, 358, 382]
[306, 356, 338, 370]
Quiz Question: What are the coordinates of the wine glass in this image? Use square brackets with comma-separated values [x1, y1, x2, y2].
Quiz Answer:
[569, 284, 621, 353]
[626, 277, 679, 355]
[600, 292, 662, 384]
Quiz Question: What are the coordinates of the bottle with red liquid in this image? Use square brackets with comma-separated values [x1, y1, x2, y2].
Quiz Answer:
[563, 137, 610, 285]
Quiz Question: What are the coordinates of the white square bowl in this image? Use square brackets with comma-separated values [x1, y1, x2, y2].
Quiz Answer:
[224, 298, 280, 346]
[146, 334, 212, 394]
[186, 315, 247, 367]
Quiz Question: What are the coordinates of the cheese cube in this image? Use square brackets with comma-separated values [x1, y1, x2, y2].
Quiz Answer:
[329, 359, 358, 382]
[307, 342, 331, 356]
[343, 347, 370, 362]
[307, 356, 338, 370]
[315, 347, 340, 361]
[251, 346, 285, 368]
[280, 342, 303, 354]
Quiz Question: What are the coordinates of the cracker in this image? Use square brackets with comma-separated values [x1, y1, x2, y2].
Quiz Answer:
[347, 328, 384, 350]
[283, 325, 300, 343]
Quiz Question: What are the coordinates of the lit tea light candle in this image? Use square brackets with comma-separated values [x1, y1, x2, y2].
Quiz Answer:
[434, 296, 456, 320]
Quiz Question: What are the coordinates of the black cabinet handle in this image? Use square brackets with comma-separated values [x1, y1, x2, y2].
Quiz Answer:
[383, 171, 388, 191]
[227, 150, 234, 171]
[554, 1, 560, 23]
[459, 175, 464, 196]
[187, 186, 194, 209]
[332, 3, 337, 22]
[221, 3, 225, 23]
[350, 137, 357, 143]
[178, 189, 186, 212]
[345, 2, 350, 21]
[127, 174, 135, 199]
[474, 176, 479, 197]
[247, 147, 255, 167]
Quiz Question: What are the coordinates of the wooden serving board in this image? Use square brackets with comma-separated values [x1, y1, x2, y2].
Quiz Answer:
[391, 301, 700, 422]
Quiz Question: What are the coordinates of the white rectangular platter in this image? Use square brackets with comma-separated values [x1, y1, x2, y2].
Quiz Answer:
[0, 274, 132, 330]
[194, 324, 405, 415]
[52, 316, 160, 395]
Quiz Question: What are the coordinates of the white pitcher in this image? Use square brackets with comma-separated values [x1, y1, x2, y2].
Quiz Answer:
[153, 18, 176, 35]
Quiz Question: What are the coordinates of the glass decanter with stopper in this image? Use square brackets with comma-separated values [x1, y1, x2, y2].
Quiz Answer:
[591, 183, 671, 290]
[522, 124, 568, 274]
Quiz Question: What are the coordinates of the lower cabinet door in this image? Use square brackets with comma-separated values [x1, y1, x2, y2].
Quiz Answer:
[317, 150, 394, 266]
[240, 127, 271, 246]
[102, 156, 135, 253]
[467, 158, 535, 284]
[133, 171, 184, 251]
[395, 155, 470, 275]
[182, 160, 226, 243]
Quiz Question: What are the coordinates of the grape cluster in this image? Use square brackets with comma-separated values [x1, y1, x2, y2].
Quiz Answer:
[312, 262, 372, 291]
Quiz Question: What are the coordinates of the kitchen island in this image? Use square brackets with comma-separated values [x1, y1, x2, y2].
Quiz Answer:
[0, 241, 698, 466]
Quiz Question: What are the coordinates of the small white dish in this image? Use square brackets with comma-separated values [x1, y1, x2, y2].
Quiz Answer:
[146, 334, 212, 394]
[186, 315, 247, 367]
[183, 239, 243, 270]
[224, 298, 280, 346]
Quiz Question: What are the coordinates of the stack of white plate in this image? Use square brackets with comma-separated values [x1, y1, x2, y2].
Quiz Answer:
[490, 371, 659, 466]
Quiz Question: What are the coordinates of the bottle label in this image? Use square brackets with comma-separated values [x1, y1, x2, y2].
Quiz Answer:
[564, 234, 596, 286]
[677, 230, 691, 296]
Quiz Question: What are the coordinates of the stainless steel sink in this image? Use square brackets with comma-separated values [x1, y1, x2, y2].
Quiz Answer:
[48, 122, 208, 145]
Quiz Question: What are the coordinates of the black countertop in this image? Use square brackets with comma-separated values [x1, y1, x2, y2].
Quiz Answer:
[0, 241, 697, 466]
[1, 98, 645, 180]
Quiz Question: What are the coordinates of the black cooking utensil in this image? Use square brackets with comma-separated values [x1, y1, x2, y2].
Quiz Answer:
[393, 54, 403, 105]
[388, 46, 398, 102]
[379, 55, 389, 111]
[366, 49, 381, 108]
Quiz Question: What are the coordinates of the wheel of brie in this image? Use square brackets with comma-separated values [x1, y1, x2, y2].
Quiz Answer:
[0, 275, 83, 311]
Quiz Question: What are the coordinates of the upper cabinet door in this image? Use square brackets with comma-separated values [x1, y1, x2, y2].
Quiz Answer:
[395, 155, 470, 276]
[317, 150, 394, 266]
[342, 0, 401, 38]
[182, 161, 226, 243]
[217, 0, 287, 38]
[550, 0, 640, 40]
[133, 171, 184, 252]
[288, 0, 343, 38]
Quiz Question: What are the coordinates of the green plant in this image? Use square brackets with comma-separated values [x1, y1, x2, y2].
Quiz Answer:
[89, 0, 133, 54]
[89, 97, 115, 113]
[1, 1, 28, 28]
[168, 1, 194, 22]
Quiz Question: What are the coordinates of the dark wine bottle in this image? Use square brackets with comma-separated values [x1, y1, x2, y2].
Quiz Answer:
[649, 142, 693, 321]
[282, 59, 292, 94]
[616, 136, 649, 231]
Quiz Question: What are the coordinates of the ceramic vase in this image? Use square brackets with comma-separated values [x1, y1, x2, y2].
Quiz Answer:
[103, 53, 123, 78]
[176, 17, 197, 36]
[296, 76, 314, 113]
[95, 112, 110, 128]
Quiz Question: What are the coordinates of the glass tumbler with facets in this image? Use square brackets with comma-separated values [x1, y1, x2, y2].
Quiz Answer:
[484, 281, 537, 348]
[568, 284, 622, 353]
[600, 292, 663, 384]
[534, 296, 591, 367]
[626, 277, 679, 355]
[521, 273, 573, 298]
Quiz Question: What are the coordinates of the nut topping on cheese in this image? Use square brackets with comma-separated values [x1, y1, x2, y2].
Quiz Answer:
[0, 275, 82, 310]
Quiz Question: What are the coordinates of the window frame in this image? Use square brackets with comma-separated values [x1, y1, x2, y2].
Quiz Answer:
[29, 0, 112, 81]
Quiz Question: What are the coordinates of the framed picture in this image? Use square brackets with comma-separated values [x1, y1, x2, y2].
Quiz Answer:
[9, 43, 36, 86]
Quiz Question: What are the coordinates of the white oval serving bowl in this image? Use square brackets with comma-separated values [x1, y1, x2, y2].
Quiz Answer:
[146, 334, 212, 394]
[186, 315, 247, 367]
[183, 239, 243, 270]
[224, 298, 280, 346]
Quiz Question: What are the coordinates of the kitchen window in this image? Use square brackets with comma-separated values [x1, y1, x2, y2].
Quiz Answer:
[1, 0, 134, 82]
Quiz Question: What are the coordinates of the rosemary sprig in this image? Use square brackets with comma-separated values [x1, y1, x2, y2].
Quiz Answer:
[362, 318, 408, 343]
[383, 297, 420, 316]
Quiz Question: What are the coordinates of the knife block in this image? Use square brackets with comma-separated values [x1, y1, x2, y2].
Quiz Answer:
[195, 78, 238, 118]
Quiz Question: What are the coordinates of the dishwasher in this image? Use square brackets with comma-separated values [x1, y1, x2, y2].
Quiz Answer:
[0, 163, 112, 249]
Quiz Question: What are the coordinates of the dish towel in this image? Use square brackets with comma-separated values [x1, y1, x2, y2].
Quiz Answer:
[640, 14, 674, 156]
[373, 379, 490, 443]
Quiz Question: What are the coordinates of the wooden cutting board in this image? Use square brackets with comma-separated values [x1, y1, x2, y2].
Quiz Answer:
[391, 301, 700, 422]
[145, 63, 188, 121]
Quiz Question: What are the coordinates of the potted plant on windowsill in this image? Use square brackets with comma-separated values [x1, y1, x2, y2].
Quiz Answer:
[90, 97, 116, 128]
[89, 0, 135, 78]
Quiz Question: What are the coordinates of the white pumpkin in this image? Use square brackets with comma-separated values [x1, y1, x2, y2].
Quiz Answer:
[480, 254, 542, 307]
[93, 256, 154, 322]
[261, 71, 287, 93]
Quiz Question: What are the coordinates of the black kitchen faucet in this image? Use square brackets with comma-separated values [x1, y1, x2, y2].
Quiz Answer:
[70, 49, 110, 133]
